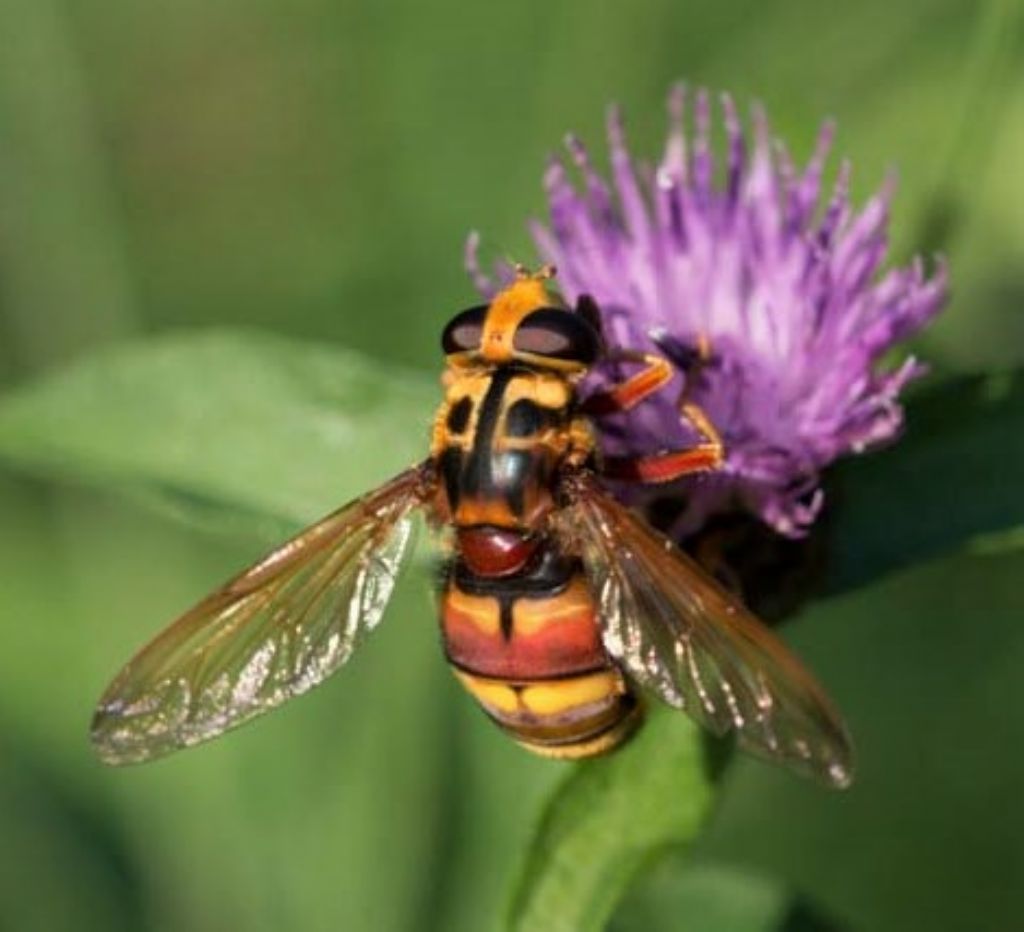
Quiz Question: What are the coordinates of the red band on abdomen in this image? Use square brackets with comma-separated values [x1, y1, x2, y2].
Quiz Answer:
[441, 577, 609, 680]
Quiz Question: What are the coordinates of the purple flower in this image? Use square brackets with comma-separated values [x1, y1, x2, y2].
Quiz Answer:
[469, 85, 947, 538]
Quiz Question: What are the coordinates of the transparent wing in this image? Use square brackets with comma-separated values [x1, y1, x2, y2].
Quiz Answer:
[92, 463, 434, 765]
[553, 472, 854, 788]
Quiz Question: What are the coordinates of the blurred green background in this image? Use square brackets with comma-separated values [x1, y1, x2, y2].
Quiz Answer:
[1, 0, 1022, 930]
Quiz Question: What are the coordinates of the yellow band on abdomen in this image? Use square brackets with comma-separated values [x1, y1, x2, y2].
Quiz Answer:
[451, 666, 639, 759]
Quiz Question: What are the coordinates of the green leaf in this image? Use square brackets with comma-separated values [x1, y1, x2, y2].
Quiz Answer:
[610, 857, 847, 932]
[507, 711, 719, 932]
[828, 370, 1024, 592]
[0, 329, 438, 536]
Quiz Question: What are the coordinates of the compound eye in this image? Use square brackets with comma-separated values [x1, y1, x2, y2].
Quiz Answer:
[441, 305, 487, 354]
[514, 308, 601, 365]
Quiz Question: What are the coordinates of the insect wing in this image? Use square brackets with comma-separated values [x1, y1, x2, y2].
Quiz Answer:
[554, 474, 854, 788]
[92, 464, 433, 765]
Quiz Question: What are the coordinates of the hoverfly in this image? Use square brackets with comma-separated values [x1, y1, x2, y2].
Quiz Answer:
[92, 267, 853, 788]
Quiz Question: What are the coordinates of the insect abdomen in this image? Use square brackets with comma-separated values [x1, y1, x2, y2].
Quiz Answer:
[441, 547, 640, 759]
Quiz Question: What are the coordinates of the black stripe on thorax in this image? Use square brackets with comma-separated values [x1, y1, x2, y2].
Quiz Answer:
[468, 368, 515, 466]
[462, 367, 518, 501]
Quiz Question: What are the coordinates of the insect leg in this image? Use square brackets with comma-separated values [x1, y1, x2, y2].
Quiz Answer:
[597, 336, 725, 483]
[581, 351, 674, 416]
[600, 444, 721, 483]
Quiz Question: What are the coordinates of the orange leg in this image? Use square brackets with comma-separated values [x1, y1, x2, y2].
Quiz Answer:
[601, 404, 723, 483]
[581, 352, 674, 417]
[590, 342, 724, 484]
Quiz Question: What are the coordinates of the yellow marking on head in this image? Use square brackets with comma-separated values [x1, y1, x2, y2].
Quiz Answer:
[446, 265, 589, 373]
[480, 277, 555, 364]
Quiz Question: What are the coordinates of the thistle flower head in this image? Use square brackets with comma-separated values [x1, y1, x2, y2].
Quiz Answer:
[469, 85, 947, 538]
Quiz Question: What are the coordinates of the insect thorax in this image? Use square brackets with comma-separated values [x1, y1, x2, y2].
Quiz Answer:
[432, 365, 581, 531]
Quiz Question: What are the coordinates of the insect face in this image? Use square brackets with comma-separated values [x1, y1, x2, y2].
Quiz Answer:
[441, 275, 601, 372]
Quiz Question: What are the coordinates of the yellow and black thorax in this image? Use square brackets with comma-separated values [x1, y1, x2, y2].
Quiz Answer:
[430, 274, 600, 539]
